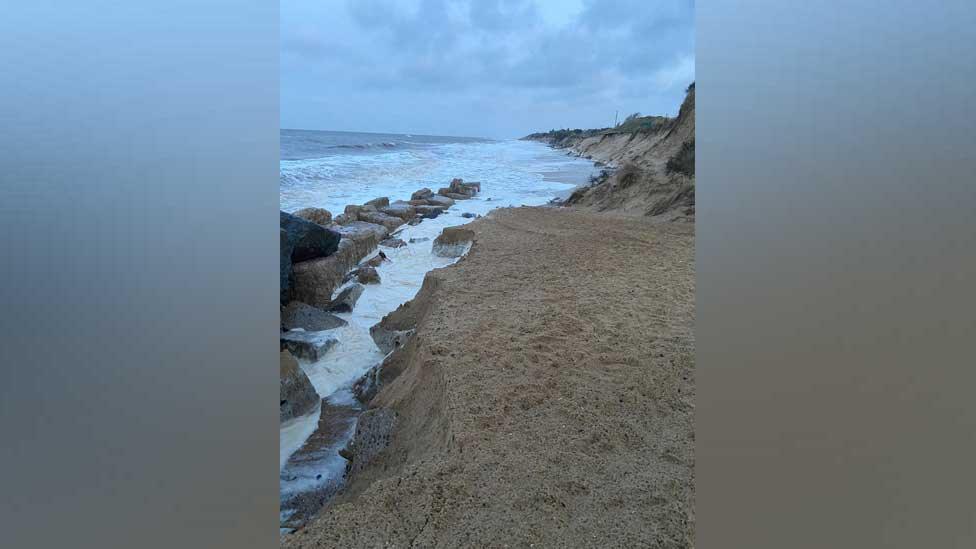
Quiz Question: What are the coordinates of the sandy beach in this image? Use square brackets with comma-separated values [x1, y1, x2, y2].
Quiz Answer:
[284, 206, 695, 547]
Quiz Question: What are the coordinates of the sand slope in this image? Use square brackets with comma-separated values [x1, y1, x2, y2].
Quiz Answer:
[284, 207, 695, 548]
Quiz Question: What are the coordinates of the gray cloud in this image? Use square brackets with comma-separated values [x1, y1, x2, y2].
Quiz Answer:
[281, 0, 694, 138]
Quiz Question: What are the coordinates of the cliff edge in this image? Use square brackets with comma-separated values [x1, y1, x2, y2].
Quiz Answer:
[525, 84, 695, 220]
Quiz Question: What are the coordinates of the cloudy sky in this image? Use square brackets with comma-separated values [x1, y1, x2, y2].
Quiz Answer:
[281, 0, 694, 139]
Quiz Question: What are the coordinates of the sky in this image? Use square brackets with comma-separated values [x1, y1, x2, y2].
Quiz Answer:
[281, 0, 695, 139]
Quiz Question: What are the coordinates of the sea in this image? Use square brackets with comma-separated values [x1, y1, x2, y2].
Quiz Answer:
[278, 129, 596, 529]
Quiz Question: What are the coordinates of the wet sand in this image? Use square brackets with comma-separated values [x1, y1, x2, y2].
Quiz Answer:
[284, 206, 695, 548]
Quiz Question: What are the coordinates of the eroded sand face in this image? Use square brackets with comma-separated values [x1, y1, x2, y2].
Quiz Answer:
[285, 207, 695, 548]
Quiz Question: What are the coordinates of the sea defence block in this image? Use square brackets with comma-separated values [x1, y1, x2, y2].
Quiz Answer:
[432, 226, 475, 258]
[289, 222, 383, 307]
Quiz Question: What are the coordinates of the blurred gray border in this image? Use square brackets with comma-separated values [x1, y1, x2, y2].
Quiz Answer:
[698, 1, 976, 546]
[0, 1, 279, 547]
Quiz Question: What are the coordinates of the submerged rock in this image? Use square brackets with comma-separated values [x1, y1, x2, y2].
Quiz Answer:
[415, 205, 445, 219]
[363, 252, 388, 268]
[354, 266, 381, 285]
[280, 330, 339, 361]
[408, 237, 430, 243]
[281, 301, 348, 331]
[438, 190, 471, 201]
[280, 349, 319, 423]
[292, 207, 332, 226]
[328, 283, 364, 313]
[433, 226, 475, 258]
[461, 212, 476, 219]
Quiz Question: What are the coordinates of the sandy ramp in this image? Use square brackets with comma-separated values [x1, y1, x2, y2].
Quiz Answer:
[284, 206, 695, 548]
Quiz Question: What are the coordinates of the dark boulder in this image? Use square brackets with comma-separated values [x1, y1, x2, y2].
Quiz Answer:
[281, 211, 341, 263]
[281, 211, 342, 303]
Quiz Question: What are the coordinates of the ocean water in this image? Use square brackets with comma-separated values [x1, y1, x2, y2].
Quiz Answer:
[279, 129, 596, 526]
[280, 129, 595, 213]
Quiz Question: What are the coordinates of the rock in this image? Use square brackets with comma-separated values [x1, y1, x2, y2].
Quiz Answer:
[442, 178, 480, 198]
[280, 350, 320, 423]
[289, 223, 382, 308]
[486, 197, 492, 201]
[379, 201, 416, 221]
[292, 207, 332, 226]
[363, 252, 387, 268]
[280, 330, 339, 361]
[411, 188, 433, 200]
[407, 217, 423, 226]
[281, 211, 341, 263]
[461, 212, 476, 219]
[370, 325, 415, 355]
[332, 213, 352, 225]
[281, 211, 342, 302]
[328, 283, 364, 313]
[339, 220, 389, 241]
[433, 226, 475, 258]
[342, 408, 396, 477]
[281, 301, 348, 331]
[380, 237, 407, 248]
[352, 362, 383, 405]
[280, 228, 290, 302]
[426, 195, 455, 207]
[355, 266, 381, 285]
[365, 197, 389, 209]
[415, 205, 445, 219]
[408, 237, 429, 243]
[358, 211, 406, 231]
[438, 190, 472, 200]
[343, 203, 379, 220]
[407, 199, 429, 206]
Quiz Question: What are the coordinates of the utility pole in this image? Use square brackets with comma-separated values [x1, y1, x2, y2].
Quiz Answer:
[614, 110, 618, 127]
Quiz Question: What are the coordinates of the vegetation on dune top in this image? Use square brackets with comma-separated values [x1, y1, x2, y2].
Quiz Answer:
[523, 81, 693, 142]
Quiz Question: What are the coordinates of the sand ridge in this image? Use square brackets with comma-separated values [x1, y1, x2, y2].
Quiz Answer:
[284, 206, 695, 548]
